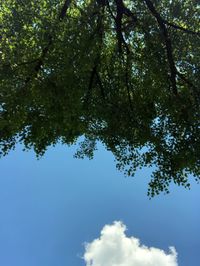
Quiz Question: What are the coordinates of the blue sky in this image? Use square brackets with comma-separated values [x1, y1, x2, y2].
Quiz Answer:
[0, 143, 199, 266]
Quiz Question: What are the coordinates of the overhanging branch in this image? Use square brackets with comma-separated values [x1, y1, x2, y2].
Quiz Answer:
[163, 20, 200, 36]
[24, 0, 71, 86]
[144, 0, 178, 95]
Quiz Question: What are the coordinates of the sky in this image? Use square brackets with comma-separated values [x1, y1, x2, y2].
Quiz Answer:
[0, 143, 199, 266]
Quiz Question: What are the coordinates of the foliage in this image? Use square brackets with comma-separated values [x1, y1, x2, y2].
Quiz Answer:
[0, 0, 200, 196]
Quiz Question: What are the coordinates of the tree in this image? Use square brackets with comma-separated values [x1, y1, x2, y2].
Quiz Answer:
[0, 0, 199, 196]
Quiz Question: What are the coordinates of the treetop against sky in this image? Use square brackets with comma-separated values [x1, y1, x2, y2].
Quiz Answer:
[0, 0, 200, 196]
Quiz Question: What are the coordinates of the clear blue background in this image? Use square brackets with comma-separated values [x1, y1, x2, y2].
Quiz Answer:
[0, 143, 199, 266]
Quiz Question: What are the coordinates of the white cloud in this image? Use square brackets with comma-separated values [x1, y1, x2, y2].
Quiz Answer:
[83, 221, 178, 266]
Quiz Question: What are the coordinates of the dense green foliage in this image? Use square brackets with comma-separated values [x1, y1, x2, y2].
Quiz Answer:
[0, 0, 200, 196]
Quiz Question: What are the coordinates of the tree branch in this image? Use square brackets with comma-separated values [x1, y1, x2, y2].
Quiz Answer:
[95, 70, 106, 100]
[177, 72, 198, 93]
[84, 65, 97, 105]
[59, 0, 71, 20]
[23, 0, 71, 87]
[115, 0, 125, 53]
[115, 0, 133, 54]
[144, 0, 178, 95]
[163, 20, 200, 36]
[105, 0, 116, 21]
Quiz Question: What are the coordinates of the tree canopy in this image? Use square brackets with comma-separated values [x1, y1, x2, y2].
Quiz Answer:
[0, 0, 200, 196]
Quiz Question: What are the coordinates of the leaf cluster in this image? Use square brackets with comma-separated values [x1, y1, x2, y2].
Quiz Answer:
[0, 0, 200, 196]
